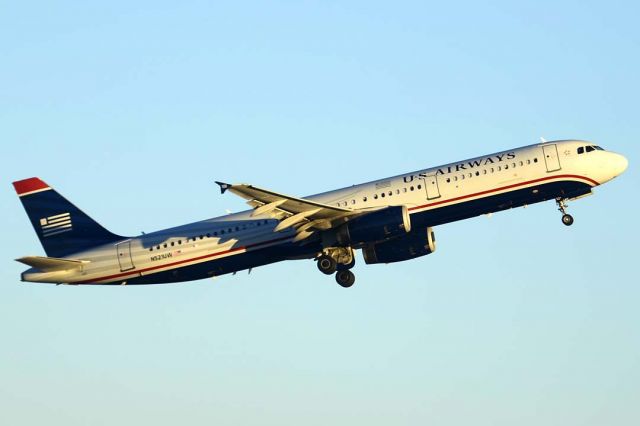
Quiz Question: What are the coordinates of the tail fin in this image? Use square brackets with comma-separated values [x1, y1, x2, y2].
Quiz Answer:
[13, 177, 126, 257]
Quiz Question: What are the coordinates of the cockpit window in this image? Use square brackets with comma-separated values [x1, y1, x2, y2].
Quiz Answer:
[577, 147, 584, 154]
[595, 146, 604, 151]
[586, 146, 596, 153]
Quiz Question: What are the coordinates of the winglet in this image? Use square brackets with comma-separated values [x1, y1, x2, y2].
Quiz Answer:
[215, 181, 232, 194]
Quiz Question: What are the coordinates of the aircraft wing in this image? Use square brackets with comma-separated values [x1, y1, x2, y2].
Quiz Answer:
[215, 181, 362, 241]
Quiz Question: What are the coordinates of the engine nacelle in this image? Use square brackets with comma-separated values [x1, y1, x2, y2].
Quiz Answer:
[338, 205, 411, 246]
[362, 227, 436, 264]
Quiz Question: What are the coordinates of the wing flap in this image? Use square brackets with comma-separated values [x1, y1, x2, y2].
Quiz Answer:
[215, 181, 363, 239]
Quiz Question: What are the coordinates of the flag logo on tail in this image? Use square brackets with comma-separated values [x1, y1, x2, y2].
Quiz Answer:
[40, 213, 72, 237]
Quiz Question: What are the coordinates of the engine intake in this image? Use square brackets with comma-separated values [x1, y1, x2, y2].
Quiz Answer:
[363, 227, 436, 264]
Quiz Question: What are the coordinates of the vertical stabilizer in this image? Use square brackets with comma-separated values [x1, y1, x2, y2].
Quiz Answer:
[13, 177, 126, 257]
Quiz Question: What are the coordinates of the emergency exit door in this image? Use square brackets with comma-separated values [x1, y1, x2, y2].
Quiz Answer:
[116, 240, 135, 272]
[542, 144, 562, 172]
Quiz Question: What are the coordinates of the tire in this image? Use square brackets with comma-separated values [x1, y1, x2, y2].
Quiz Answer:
[562, 214, 574, 226]
[317, 255, 337, 275]
[335, 270, 356, 288]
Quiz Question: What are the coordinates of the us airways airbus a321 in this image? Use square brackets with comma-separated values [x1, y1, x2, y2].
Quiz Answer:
[13, 140, 627, 288]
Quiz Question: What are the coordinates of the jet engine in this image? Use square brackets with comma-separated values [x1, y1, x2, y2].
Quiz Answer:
[336, 205, 411, 246]
[362, 227, 436, 264]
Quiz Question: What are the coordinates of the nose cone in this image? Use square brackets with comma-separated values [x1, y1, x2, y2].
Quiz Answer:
[610, 153, 629, 177]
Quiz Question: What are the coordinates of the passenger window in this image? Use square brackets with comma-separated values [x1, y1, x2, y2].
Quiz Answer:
[163, 244, 167, 248]
[417, 185, 422, 190]
[534, 158, 538, 163]
[410, 186, 415, 191]
[483, 170, 487, 175]
[491, 168, 495, 173]
[475, 171, 480, 176]
[504, 164, 509, 170]
[446, 178, 451, 183]
[512, 163, 516, 168]
[156, 245, 160, 250]
[149, 247, 153, 252]
[468, 173, 472, 178]
[381, 193, 385, 198]
[519, 161, 523, 166]
[527, 159, 531, 164]
[221, 230, 225, 234]
[374, 194, 378, 199]
[363, 196, 368, 202]
[171, 242, 175, 246]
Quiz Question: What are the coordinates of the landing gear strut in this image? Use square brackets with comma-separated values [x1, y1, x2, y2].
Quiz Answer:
[556, 198, 574, 226]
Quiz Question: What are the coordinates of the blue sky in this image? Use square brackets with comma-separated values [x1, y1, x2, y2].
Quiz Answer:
[1, 1, 639, 425]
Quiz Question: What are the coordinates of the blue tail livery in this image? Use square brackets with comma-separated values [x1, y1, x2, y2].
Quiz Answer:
[13, 178, 125, 258]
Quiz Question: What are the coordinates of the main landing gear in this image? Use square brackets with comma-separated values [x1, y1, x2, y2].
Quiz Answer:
[335, 270, 356, 288]
[316, 248, 356, 288]
[556, 198, 574, 226]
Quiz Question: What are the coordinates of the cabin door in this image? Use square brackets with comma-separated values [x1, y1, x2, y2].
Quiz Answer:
[423, 174, 441, 200]
[116, 240, 135, 272]
[542, 144, 562, 172]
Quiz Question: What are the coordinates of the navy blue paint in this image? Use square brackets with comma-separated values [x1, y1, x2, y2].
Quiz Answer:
[17, 189, 126, 258]
[102, 179, 592, 285]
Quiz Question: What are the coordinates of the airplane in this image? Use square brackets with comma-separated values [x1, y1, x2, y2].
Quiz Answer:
[13, 139, 627, 288]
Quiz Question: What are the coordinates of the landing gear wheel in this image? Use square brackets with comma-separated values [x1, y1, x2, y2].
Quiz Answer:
[556, 198, 575, 227]
[562, 214, 574, 226]
[317, 255, 337, 275]
[335, 270, 356, 288]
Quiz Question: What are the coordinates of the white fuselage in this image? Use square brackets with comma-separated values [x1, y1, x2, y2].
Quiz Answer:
[21, 140, 627, 285]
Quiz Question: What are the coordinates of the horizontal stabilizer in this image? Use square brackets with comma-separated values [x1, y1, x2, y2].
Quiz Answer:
[16, 256, 89, 272]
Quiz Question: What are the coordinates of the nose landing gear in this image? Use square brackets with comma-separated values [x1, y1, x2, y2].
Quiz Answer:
[556, 198, 574, 226]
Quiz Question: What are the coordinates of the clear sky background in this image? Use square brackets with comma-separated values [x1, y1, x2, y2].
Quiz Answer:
[1, 1, 639, 425]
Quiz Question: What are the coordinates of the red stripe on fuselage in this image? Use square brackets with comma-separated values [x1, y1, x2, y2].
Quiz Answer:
[13, 177, 50, 196]
[73, 235, 294, 284]
[408, 174, 598, 212]
[76, 174, 598, 284]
